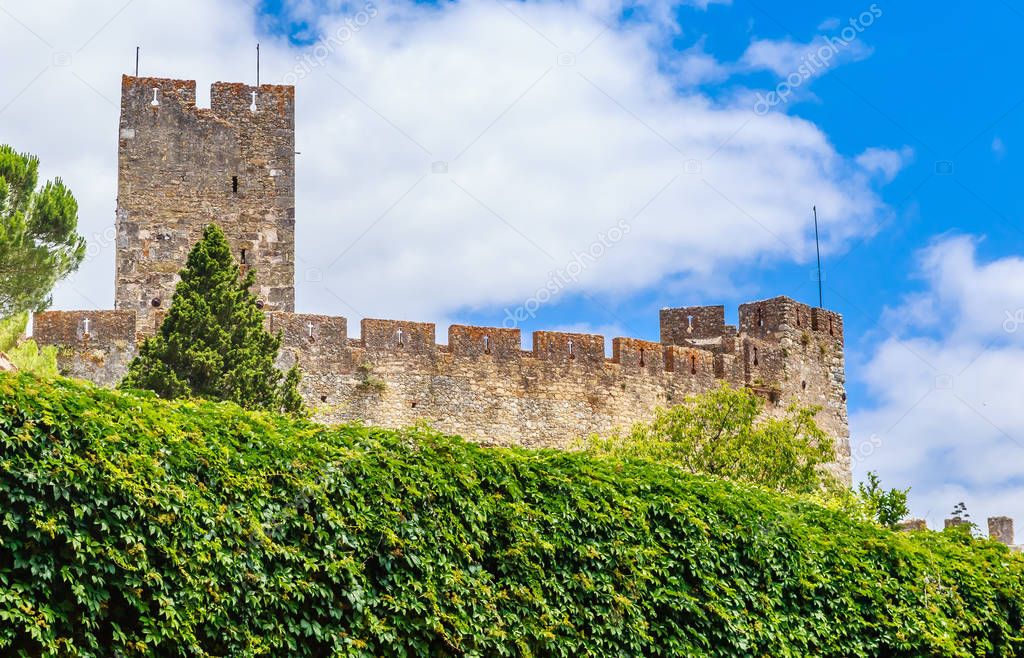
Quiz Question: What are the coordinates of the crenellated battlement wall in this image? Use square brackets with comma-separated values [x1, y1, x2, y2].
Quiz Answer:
[33, 73, 851, 484]
[34, 296, 851, 482]
[33, 310, 137, 387]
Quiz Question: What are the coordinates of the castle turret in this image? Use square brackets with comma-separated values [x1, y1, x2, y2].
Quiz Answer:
[115, 76, 296, 334]
[738, 297, 849, 479]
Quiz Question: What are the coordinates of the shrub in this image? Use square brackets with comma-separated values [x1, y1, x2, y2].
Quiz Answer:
[1, 374, 1022, 657]
[584, 384, 836, 494]
[0, 312, 57, 376]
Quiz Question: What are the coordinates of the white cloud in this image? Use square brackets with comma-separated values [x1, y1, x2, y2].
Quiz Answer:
[672, 36, 731, 86]
[852, 236, 1024, 531]
[739, 33, 872, 79]
[1, 0, 891, 332]
[855, 145, 913, 183]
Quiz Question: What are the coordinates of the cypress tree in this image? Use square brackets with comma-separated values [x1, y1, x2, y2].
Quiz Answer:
[121, 224, 303, 415]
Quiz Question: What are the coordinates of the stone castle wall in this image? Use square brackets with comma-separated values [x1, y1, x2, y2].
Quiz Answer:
[33, 311, 137, 387]
[116, 76, 295, 335]
[34, 297, 851, 483]
[32, 74, 852, 484]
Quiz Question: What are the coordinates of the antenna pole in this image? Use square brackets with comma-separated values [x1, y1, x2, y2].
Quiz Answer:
[813, 205, 823, 308]
[256, 43, 260, 86]
[135, 46, 139, 76]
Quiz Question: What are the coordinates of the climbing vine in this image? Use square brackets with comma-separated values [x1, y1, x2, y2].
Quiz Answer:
[0, 373, 1022, 657]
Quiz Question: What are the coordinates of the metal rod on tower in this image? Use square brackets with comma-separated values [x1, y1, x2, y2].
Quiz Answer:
[135, 46, 139, 76]
[813, 205, 823, 308]
[256, 43, 260, 86]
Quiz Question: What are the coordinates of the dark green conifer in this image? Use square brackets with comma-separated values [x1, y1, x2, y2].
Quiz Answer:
[121, 224, 303, 415]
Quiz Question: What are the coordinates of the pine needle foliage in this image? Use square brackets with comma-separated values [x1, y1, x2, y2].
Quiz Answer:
[120, 224, 302, 415]
[0, 145, 86, 318]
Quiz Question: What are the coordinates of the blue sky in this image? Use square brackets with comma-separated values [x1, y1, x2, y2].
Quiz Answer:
[3, 0, 1023, 526]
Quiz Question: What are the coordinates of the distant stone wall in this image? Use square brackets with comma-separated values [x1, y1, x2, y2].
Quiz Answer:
[34, 296, 851, 483]
[33, 311, 137, 387]
[902, 516, 1022, 553]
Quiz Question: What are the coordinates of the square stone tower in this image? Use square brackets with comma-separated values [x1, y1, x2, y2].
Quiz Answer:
[115, 75, 295, 333]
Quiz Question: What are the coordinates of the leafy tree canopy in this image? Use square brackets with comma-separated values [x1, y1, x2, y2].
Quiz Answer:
[586, 385, 912, 528]
[586, 383, 836, 494]
[856, 470, 910, 528]
[0, 145, 85, 318]
[120, 224, 303, 415]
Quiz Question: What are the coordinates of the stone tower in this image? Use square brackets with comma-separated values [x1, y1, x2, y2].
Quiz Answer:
[660, 298, 850, 480]
[114, 75, 295, 333]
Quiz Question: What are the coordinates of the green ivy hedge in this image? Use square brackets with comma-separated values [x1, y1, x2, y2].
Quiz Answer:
[1, 373, 1022, 657]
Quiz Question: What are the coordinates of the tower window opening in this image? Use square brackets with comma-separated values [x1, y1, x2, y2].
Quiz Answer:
[753, 347, 759, 366]
[687, 314, 694, 332]
[568, 338, 575, 360]
[829, 317, 834, 336]
[396, 328, 405, 346]
[757, 308, 764, 328]
[483, 335, 491, 354]
[690, 354, 697, 374]
[639, 348, 645, 367]
[232, 176, 238, 193]
[240, 248, 246, 264]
